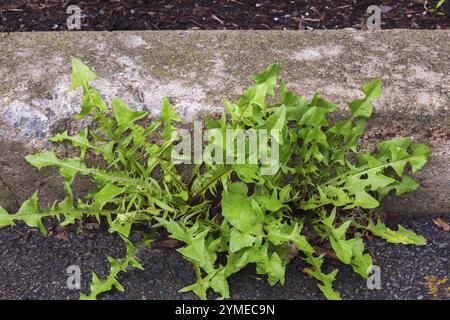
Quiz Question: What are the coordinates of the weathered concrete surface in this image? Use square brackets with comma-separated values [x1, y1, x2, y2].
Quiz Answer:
[0, 30, 449, 214]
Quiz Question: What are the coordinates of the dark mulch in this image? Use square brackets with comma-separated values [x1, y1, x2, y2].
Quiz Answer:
[0, 0, 449, 32]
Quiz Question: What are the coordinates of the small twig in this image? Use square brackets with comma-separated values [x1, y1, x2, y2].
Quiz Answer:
[409, 0, 426, 5]
[299, 17, 321, 22]
[189, 19, 211, 29]
[335, 5, 351, 9]
[211, 14, 224, 25]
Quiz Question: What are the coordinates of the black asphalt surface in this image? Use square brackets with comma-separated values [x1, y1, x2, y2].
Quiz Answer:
[0, 215, 448, 300]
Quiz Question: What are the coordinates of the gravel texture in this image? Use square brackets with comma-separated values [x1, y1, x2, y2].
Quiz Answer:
[0, 215, 448, 300]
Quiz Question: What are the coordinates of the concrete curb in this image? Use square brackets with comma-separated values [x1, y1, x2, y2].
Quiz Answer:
[0, 30, 449, 214]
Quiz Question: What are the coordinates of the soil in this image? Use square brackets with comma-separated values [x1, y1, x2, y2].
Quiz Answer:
[0, 0, 449, 32]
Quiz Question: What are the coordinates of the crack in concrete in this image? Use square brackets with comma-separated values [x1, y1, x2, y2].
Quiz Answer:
[0, 175, 19, 208]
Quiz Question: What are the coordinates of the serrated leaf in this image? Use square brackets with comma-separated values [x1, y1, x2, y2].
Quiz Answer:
[410, 143, 432, 173]
[161, 96, 182, 123]
[347, 78, 381, 118]
[155, 217, 191, 243]
[232, 164, 261, 183]
[318, 283, 341, 300]
[257, 104, 286, 131]
[253, 189, 284, 213]
[259, 252, 285, 286]
[304, 126, 329, 148]
[112, 97, 147, 129]
[310, 93, 337, 113]
[80, 238, 142, 300]
[26, 150, 86, 193]
[221, 183, 264, 234]
[177, 228, 214, 272]
[345, 191, 379, 209]
[70, 57, 98, 90]
[350, 238, 373, 278]
[320, 210, 354, 264]
[0, 192, 48, 235]
[0, 206, 9, 224]
[266, 219, 314, 254]
[304, 254, 341, 300]
[251, 63, 279, 97]
[229, 228, 255, 253]
[280, 82, 309, 121]
[210, 268, 230, 299]
[178, 276, 209, 300]
[367, 220, 427, 245]
[394, 175, 419, 196]
[236, 64, 279, 118]
[331, 237, 355, 265]
[50, 128, 114, 160]
[299, 107, 328, 127]
[75, 87, 108, 119]
[92, 184, 123, 210]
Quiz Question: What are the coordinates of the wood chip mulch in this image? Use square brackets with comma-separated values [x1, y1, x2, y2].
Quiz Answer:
[0, 0, 449, 32]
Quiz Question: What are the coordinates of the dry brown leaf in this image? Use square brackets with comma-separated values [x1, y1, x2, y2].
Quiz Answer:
[285, 241, 299, 261]
[14, 229, 28, 236]
[153, 239, 181, 248]
[433, 218, 450, 232]
[315, 246, 339, 261]
[374, 211, 389, 222]
[51, 226, 69, 241]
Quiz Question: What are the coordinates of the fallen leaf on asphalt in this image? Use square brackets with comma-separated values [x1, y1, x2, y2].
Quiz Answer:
[374, 211, 389, 222]
[153, 239, 181, 248]
[14, 229, 28, 236]
[50, 226, 69, 241]
[432, 218, 450, 232]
